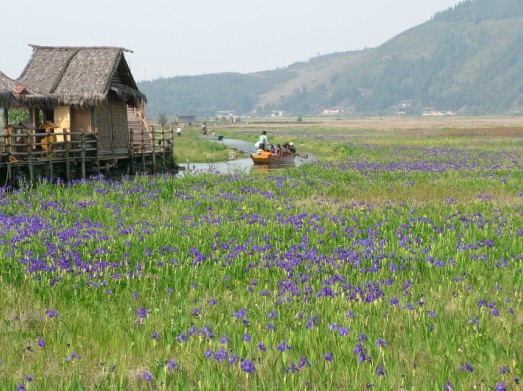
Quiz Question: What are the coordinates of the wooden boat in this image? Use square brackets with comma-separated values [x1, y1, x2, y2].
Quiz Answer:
[250, 150, 296, 165]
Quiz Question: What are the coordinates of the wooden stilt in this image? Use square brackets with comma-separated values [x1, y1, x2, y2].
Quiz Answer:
[65, 138, 71, 181]
[151, 128, 157, 174]
[141, 127, 146, 172]
[81, 130, 86, 179]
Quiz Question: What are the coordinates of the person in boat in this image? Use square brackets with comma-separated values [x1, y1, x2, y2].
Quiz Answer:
[281, 143, 291, 155]
[288, 142, 296, 153]
[257, 130, 269, 150]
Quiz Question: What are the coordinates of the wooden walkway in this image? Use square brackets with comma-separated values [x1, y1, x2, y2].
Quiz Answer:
[0, 127, 176, 185]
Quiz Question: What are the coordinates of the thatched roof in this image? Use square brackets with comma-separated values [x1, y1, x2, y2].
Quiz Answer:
[17, 45, 146, 108]
[1, 70, 56, 110]
[0, 71, 17, 107]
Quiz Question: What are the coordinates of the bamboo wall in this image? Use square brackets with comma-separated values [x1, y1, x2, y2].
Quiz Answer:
[95, 98, 128, 154]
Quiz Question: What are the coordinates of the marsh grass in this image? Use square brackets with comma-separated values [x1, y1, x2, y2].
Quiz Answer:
[170, 131, 230, 163]
[0, 118, 521, 390]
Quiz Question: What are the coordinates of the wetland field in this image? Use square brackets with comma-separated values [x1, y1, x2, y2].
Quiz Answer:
[1, 116, 522, 390]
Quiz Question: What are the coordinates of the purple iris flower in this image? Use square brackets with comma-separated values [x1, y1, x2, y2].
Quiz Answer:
[240, 359, 256, 373]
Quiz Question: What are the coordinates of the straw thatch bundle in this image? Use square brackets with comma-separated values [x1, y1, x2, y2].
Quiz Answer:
[0, 70, 56, 110]
[0, 71, 16, 107]
[18, 45, 146, 108]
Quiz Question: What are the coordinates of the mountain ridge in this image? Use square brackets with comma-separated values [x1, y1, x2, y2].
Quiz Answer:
[139, 0, 523, 118]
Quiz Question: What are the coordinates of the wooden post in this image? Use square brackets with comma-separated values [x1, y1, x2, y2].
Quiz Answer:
[6, 126, 12, 182]
[65, 131, 71, 181]
[170, 126, 175, 168]
[81, 130, 86, 179]
[27, 132, 34, 182]
[129, 128, 135, 175]
[151, 127, 157, 174]
[48, 145, 53, 180]
[95, 128, 100, 175]
[141, 127, 146, 172]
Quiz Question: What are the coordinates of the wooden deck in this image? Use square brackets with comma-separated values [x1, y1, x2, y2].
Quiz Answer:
[0, 127, 176, 185]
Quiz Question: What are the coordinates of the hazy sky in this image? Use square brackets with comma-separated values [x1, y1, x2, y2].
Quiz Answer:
[2, 0, 460, 82]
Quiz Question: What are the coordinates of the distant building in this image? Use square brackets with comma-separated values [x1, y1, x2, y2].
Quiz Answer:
[271, 110, 283, 117]
[176, 115, 196, 123]
[216, 111, 240, 122]
[322, 108, 342, 115]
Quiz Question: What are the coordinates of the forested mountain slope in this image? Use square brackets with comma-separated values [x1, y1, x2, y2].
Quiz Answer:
[139, 0, 523, 118]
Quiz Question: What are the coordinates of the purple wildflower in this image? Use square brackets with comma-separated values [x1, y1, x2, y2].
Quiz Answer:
[495, 382, 508, 391]
[143, 370, 153, 381]
[305, 315, 318, 329]
[233, 308, 248, 319]
[213, 348, 229, 363]
[66, 352, 80, 362]
[136, 307, 150, 319]
[240, 359, 256, 373]
[376, 364, 386, 376]
[459, 362, 474, 372]
[176, 332, 188, 343]
[496, 381, 508, 391]
[285, 362, 299, 373]
[37, 339, 45, 348]
[229, 354, 240, 365]
[45, 308, 58, 319]
[166, 359, 180, 371]
[277, 341, 292, 352]
[150, 331, 160, 340]
[298, 356, 311, 368]
[322, 352, 333, 362]
[375, 337, 388, 347]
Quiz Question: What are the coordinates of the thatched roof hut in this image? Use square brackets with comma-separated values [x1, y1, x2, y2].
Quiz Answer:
[17, 45, 146, 108]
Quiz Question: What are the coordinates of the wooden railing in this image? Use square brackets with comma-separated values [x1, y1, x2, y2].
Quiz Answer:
[129, 126, 175, 173]
[0, 129, 99, 181]
[0, 125, 176, 181]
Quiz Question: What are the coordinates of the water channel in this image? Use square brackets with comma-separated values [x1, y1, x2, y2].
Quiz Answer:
[180, 138, 313, 174]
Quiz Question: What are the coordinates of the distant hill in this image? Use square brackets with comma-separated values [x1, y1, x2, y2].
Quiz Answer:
[139, 0, 523, 119]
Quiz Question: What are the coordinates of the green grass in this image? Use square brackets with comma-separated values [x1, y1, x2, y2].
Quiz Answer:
[0, 121, 521, 390]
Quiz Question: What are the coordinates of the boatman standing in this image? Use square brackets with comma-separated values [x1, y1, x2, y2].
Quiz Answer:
[257, 130, 269, 150]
